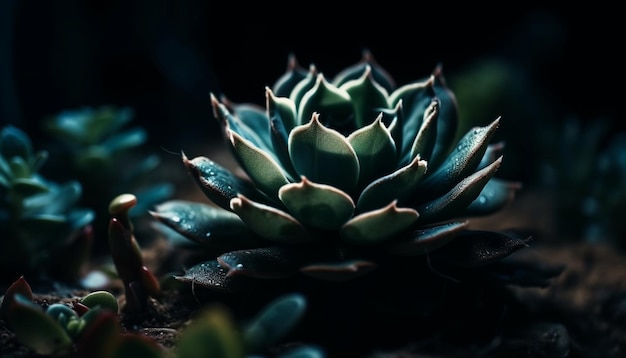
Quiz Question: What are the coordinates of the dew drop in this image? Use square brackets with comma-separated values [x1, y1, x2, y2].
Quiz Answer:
[477, 195, 488, 204]
[171, 216, 181, 223]
[235, 263, 244, 269]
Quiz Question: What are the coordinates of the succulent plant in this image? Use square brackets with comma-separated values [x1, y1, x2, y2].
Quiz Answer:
[0, 125, 94, 283]
[152, 50, 559, 298]
[538, 116, 626, 245]
[41, 105, 175, 252]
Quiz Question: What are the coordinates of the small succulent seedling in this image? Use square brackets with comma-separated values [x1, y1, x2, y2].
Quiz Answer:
[152, 50, 557, 295]
[0, 125, 94, 282]
[1, 276, 323, 357]
[108, 193, 161, 313]
[0, 276, 120, 356]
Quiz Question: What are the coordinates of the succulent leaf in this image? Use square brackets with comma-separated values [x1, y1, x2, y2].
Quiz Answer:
[300, 260, 378, 281]
[416, 156, 503, 224]
[243, 293, 307, 354]
[356, 154, 427, 213]
[278, 176, 355, 230]
[386, 220, 470, 256]
[298, 74, 354, 130]
[341, 200, 419, 244]
[288, 113, 360, 193]
[150, 200, 259, 247]
[228, 129, 290, 198]
[340, 65, 390, 128]
[347, 113, 397, 187]
[230, 195, 313, 243]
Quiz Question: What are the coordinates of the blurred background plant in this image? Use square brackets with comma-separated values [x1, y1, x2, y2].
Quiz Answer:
[0, 125, 94, 284]
[40, 105, 175, 254]
[536, 117, 626, 247]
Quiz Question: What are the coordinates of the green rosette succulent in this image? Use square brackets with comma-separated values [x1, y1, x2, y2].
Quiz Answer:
[152, 50, 550, 293]
[0, 125, 94, 282]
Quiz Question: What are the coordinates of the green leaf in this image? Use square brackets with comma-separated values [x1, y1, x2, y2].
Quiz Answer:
[386, 220, 469, 256]
[356, 154, 427, 213]
[217, 246, 318, 279]
[341, 200, 419, 244]
[300, 260, 378, 282]
[0, 125, 33, 162]
[230, 195, 312, 243]
[243, 293, 307, 354]
[273, 53, 310, 98]
[432, 230, 529, 267]
[340, 65, 390, 128]
[463, 178, 522, 217]
[416, 156, 503, 224]
[407, 98, 439, 164]
[227, 129, 290, 199]
[111, 334, 164, 358]
[279, 176, 355, 230]
[150, 200, 259, 248]
[175, 304, 244, 358]
[175, 260, 250, 292]
[183, 153, 272, 211]
[417, 117, 500, 200]
[289, 114, 359, 193]
[297, 74, 355, 131]
[8, 294, 72, 356]
[332, 49, 396, 94]
[347, 114, 397, 187]
[80, 291, 119, 313]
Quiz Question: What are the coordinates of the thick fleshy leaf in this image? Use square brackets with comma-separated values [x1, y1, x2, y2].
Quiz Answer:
[289, 113, 359, 193]
[416, 156, 503, 224]
[388, 76, 436, 157]
[463, 178, 522, 217]
[113, 334, 164, 358]
[278, 176, 355, 230]
[332, 49, 396, 94]
[356, 154, 427, 213]
[428, 65, 459, 168]
[0, 275, 33, 322]
[341, 200, 419, 244]
[8, 294, 72, 356]
[297, 74, 355, 131]
[175, 304, 243, 358]
[210, 94, 269, 151]
[183, 153, 271, 210]
[218, 246, 317, 279]
[0, 126, 33, 162]
[407, 98, 439, 164]
[340, 65, 390, 128]
[227, 129, 290, 199]
[243, 293, 307, 354]
[290, 64, 319, 115]
[150, 200, 260, 248]
[273, 53, 310, 98]
[300, 260, 378, 281]
[10, 177, 50, 197]
[477, 141, 505, 170]
[267, 87, 297, 132]
[432, 229, 529, 267]
[174, 260, 250, 292]
[347, 114, 397, 187]
[100, 127, 146, 153]
[232, 102, 273, 150]
[386, 220, 469, 256]
[230, 195, 312, 243]
[416, 117, 500, 200]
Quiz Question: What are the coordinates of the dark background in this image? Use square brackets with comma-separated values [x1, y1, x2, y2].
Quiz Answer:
[1, 1, 623, 159]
